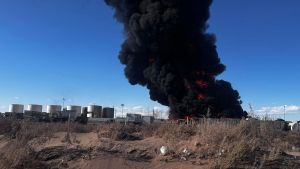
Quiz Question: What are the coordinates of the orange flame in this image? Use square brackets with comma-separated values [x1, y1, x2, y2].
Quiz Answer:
[197, 94, 206, 100]
[196, 80, 209, 88]
[185, 116, 192, 120]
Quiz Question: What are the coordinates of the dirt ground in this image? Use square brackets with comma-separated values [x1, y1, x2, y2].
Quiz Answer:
[26, 132, 211, 169]
[2, 121, 300, 169]
[69, 156, 209, 169]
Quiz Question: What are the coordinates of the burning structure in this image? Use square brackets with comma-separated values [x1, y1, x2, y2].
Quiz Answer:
[105, 0, 247, 119]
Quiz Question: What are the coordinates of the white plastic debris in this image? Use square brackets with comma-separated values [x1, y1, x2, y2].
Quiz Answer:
[182, 148, 191, 156]
[160, 146, 169, 156]
[180, 156, 187, 161]
[217, 149, 225, 156]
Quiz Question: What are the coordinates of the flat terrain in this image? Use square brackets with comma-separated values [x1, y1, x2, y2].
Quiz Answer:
[1, 120, 300, 169]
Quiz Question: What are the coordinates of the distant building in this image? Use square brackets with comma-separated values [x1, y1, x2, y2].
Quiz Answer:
[126, 113, 142, 124]
[142, 116, 155, 124]
[102, 107, 114, 118]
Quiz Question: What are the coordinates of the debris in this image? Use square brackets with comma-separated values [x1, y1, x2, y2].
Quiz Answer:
[180, 156, 187, 161]
[160, 146, 169, 156]
[183, 148, 191, 156]
[217, 149, 225, 157]
[36, 146, 88, 161]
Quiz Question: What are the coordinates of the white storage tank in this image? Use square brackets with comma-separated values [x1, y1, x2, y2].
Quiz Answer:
[82, 107, 88, 113]
[291, 123, 300, 132]
[47, 105, 62, 114]
[28, 104, 43, 112]
[67, 105, 81, 117]
[9, 104, 24, 113]
[88, 105, 102, 118]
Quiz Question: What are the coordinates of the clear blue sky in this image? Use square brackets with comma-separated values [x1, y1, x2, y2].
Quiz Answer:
[0, 0, 299, 120]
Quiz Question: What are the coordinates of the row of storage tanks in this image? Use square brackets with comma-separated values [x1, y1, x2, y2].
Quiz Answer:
[8, 104, 114, 118]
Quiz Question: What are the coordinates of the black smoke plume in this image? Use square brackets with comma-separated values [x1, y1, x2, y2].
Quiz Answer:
[105, 0, 247, 119]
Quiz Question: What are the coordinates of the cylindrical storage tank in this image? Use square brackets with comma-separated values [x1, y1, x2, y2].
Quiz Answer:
[28, 104, 43, 112]
[47, 105, 62, 114]
[88, 105, 102, 118]
[291, 123, 300, 132]
[82, 107, 88, 114]
[9, 104, 24, 113]
[67, 105, 82, 117]
[102, 107, 114, 118]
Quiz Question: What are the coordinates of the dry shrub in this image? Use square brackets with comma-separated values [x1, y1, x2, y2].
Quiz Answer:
[0, 119, 13, 135]
[140, 124, 161, 137]
[97, 123, 142, 141]
[0, 141, 46, 169]
[0, 122, 69, 169]
[1, 120, 300, 169]
[153, 123, 196, 143]
[138, 119, 300, 168]
[208, 120, 300, 169]
[15, 122, 55, 144]
[69, 123, 96, 133]
[197, 120, 234, 148]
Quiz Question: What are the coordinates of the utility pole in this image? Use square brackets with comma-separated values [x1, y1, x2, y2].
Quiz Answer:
[62, 98, 66, 111]
[121, 104, 124, 118]
[113, 105, 115, 118]
[284, 105, 286, 121]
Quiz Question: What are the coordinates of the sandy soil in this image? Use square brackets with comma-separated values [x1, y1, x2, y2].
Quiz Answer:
[69, 156, 210, 169]
[3, 131, 300, 169]
[0, 135, 9, 149]
[28, 132, 211, 169]
[30, 132, 100, 151]
[286, 151, 300, 157]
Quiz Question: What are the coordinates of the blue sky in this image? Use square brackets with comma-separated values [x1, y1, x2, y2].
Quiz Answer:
[0, 0, 299, 120]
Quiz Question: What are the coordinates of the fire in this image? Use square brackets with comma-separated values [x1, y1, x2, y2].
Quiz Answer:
[196, 80, 209, 88]
[185, 115, 192, 121]
[197, 94, 206, 100]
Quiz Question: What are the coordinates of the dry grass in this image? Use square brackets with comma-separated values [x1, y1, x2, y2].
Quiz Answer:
[97, 123, 143, 141]
[137, 120, 300, 169]
[0, 119, 300, 169]
[0, 121, 97, 169]
[0, 119, 13, 135]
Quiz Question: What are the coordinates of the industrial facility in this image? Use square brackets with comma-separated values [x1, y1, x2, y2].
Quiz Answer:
[1, 103, 157, 124]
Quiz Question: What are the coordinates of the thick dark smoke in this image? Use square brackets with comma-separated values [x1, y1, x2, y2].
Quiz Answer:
[105, 0, 247, 119]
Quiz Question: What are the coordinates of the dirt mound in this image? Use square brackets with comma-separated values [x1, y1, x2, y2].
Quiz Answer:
[114, 131, 142, 141]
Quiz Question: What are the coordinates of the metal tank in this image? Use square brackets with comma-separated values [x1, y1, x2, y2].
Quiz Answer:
[9, 104, 24, 113]
[102, 107, 114, 118]
[46, 105, 62, 114]
[82, 107, 88, 114]
[291, 123, 300, 132]
[67, 105, 82, 117]
[28, 104, 43, 112]
[88, 105, 102, 118]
